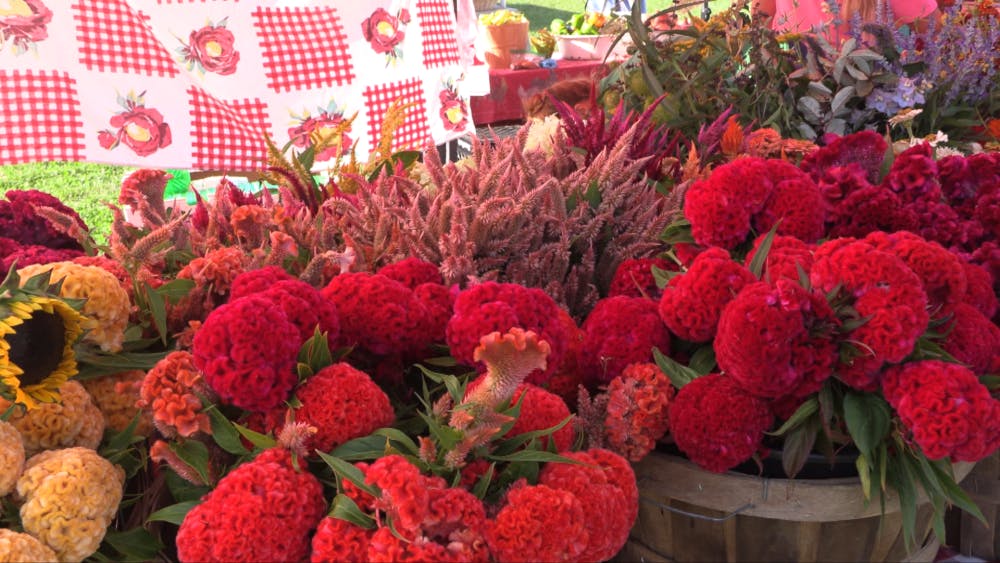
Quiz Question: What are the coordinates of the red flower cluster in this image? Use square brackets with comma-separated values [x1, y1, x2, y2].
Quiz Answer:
[751, 164, 827, 243]
[882, 360, 1000, 462]
[668, 374, 773, 473]
[743, 234, 815, 284]
[505, 383, 575, 452]
[0, 189, 87, 251]
[322, 272, 438, 362]
[487, 482, 589, 562]
[881, 143, 942, 205]
[138, 351, 212, 438]
[715, 280, 837, 399]
[259, 279, 341, 348]
[376, 257, 443, 288]
[581, 296, 671, 385]
[310, 517, 370, 563]
[192, 294, 302, 412]
[331, 455, 489, 562]
[537, 448, 638, 562]
[604, 363, 674, 462]
[960, 260, 998, 318]
[252, 363, 395, 455]
[800, 131, 887, 185]
[658, 247, 756, 343]
[942, 304, 1000, 375]
[683, 158, 772, 248]
[608, 257, 676, 299]
[229, 266, 295, 300]
[863, 231, 967, 316]
[0, 242, 82, 272]
[446, 282, 568, 385]
[809, 239, 929, 390]
[176, 448, 326, 563]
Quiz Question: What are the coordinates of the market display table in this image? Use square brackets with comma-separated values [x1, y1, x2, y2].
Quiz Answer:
[470, 59, 608, 126]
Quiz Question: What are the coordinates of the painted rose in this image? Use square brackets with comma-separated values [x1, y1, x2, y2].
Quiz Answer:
[0, 0, 53, 50]
[99, 94, 172, 157]
[361, 8, 410, 55]
[182, 22, 240, 75]
[439, 88, 469, 133]
[288, 112, 353, 162]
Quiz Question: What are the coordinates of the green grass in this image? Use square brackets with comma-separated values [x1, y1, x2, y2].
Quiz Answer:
[511, 0, 734, 28]
[0, 161, 129, 244]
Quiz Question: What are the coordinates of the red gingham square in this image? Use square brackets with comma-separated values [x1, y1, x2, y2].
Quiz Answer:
[188, 87, 269, 171]
[0, 71, 84, 164]
[252, 7, 354, 93]
[363, 78, 431, 153]
[416, 0, 460, 68]
[72, 0, 179, 77]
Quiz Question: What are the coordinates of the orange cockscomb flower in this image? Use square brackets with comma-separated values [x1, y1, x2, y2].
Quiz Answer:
[138, 351, 213, 438]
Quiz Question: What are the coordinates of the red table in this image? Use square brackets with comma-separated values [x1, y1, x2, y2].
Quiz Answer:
[470, 59, 608, 126]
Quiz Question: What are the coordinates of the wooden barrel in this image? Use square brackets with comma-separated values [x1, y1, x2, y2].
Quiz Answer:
[618, 451, 975, 563]
[959, 451, 999, 559]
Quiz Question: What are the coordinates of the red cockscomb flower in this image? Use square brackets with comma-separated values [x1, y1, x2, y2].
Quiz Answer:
[881, 143, 941, 204]
[941, 303, 1000, 375]
[192, 294, 302, 412]
[608, 257, 676, 299]
[486, 482, 589, 563]
[863, 231, 967, 317]
[809, 239, 929, 390]
[658, 247, 756, 343]
[604, 363, 674, 462]
[0, 189, 87, 250]
[581, 295, 671, 385]
[176, 448, 326, 563]
[960, 260, 998, 319]
[715, 281, 838, 399]
[668, 374, 773, 473]
[260, 279, 341, 347]
[882, 360, 1000, 462]
[310, 517, 372, 563]
[743, 234, 815, 285]
[538, 449, 636, 562]
[253, 363, 394, 455]
[0, 244, 83, 272]
[377, 257, 443, 288]
[752, 162, 826, 243]
[322, 272, 433, 362]
[229, 266, 296, 301]
[446, 282, 568, 386]
[683, 157, 773, 249]
[800, 131, 887, 184]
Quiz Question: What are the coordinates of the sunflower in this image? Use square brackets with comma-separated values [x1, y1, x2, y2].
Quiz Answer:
[0, 272, 85, 412]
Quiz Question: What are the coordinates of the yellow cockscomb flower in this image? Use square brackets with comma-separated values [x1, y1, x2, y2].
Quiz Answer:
[0, 419, 25, 496]
[16, 447, 125, 562]
[0, 529, 58, 563]
[0, 380, 105, 458]
[17, 262, 130, 353]
[0, 285, 85, 411]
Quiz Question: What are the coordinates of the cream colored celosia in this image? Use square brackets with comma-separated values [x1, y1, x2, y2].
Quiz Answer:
[17, 262, 130, 353]
[524, 114, 561, 157]
[0, 381, 105, 458]
[81, 370, 152, 435]
[0, 529, 58, 563]
[0, 420, 24, 496]
[16, 447, 125, 563]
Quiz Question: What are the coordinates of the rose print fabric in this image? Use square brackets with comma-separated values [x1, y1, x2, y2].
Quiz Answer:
[0, 0, 473, 170]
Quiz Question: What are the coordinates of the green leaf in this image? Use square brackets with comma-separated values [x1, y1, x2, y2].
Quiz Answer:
[980, 375, 1000, 391]
[372, 428, 419, 456]
[146, 500, 200, 525]
[486, 450, 581, 463]
[316, 451, 380, 498]
[422, 356, 458, 367]
[651, 265, 682, 290]
[422, 411, 464, 450]
[415, 364, 465, 404]
[330, 494, 376, 529]
[927, 459, 987, 525]
[748, 221, 781, 279]
[144, 281, 169, 346]
[472, 462, 496, 500]
[856, 454, 872, 501]
[768, 397, 819, 437]
[103, 527, 164, 561]
[297, 327, 333, 375]
[169, 440, 212, 485]
[891, 454, 920, 551]
[233, 422, 277, 450]
[652, 347, 700, 389]
[331, 434, 390, 461]
[103, 411, 144, 452]
[206, 406, 250, 456]
[780, 414, 819, 478]
[155, 278, 195, 304]
[688, 345, 717, 375]
[584, 180, 601, 210]
[842, 392, 891, 457]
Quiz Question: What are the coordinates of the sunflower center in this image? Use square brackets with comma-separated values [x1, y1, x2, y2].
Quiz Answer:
[7, 311, 66, 387]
